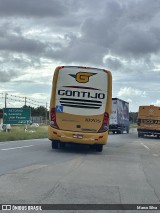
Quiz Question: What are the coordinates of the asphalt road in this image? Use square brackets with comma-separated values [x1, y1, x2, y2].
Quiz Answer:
[0, 128, 160, 212]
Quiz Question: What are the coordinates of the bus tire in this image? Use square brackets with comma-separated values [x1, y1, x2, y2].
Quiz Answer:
[126, 128, 129, 133]
[59, 142, 66, 148]
[138, 133, 144, 138]
[52, 140, 59, 149]
[96, 145, 103, 152]
[118, 130, 122, 134]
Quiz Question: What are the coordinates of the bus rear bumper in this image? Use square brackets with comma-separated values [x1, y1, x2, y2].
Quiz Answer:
[137, 128, 160, 135]
[48, 126, 108, 145]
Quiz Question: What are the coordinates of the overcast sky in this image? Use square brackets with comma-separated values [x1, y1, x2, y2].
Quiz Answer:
[0, 0, 160, 111]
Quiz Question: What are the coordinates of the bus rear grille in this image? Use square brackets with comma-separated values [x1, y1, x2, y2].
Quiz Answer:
[60, 98, 102, 109]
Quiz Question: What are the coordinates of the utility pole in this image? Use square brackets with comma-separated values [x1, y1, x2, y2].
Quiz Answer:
[5, 93, 8, 108]
[25, 97, 27, 106]
[46, 102, 48, 125]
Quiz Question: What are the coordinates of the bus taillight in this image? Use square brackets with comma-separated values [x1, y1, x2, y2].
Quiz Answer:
[137, 119, 141, 126]
[50, 108, 59, 129]
[98, 112, 109, 132]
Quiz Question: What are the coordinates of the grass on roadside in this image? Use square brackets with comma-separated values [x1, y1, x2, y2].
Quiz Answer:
[130, 123, 137, 128]
[0, 125, 48, 142]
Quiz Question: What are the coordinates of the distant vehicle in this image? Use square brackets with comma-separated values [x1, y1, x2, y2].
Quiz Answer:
[137, 105, 160, 138]
[30, 123, 39, 127]
[0, 124, 3, 132]
[1, 124, 11, 132]
[109, 98, 130, 134]
[48, 66, 112, 152]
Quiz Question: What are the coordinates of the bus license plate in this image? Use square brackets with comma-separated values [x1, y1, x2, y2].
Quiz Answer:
[73, 134, 83, 139]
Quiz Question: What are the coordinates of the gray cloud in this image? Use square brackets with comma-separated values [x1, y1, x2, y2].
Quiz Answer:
[1, 0, 159, 63]
[38, 0, 160, 65]
[46, 37, 107, 66]
[0, 0, 68, 17]
[0, 36, 46, 54]
[112, 25, 160, 57]
[0, 24, 44, 56]
[104, 57, 123, 71]
[0, 70, 18, 82]
[79, 0, 160, 58]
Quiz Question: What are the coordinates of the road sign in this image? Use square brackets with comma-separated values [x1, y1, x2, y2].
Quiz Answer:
[3, 108, 31, 124]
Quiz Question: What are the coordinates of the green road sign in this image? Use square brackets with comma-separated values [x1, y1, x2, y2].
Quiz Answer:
[3, 108, 31, 124]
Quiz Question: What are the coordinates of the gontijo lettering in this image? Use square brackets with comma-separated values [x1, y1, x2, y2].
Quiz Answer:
[58, 90, 105, 99]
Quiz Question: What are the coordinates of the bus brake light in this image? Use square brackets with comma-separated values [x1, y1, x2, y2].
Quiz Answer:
[50, 108, 59, 129]
[98, 112, 109, 132]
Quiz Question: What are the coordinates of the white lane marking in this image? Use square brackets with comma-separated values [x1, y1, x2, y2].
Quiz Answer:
[1, 145, 34, 151]
[141, 143, 150, 150]
[141, 143, 160, 157]
[153, 154, 159, 157]
[0, 143, 5, 145]
[0, 138, 47, 145]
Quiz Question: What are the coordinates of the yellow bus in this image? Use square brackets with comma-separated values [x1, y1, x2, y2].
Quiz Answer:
[48, 66, 112, 152]
[137, 105, 160, 138]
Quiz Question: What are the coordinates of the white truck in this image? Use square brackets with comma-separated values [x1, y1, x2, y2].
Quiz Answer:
[109, 98, 130, 134]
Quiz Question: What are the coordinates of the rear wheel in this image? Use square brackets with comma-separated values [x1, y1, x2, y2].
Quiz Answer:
[117, 130, 123, 134]
[52, 140, 59, 149]
[59, 142, 66, 148]
[96, 144, 103, 152]
[138, 133, 144, 138]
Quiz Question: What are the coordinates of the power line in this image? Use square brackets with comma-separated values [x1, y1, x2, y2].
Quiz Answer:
[0, 92, 48, 109]
[9, 94, 25, 99]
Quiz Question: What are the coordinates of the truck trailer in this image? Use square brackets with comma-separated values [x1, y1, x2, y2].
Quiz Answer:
[109, 98, 129, 134]
[137, 105, 160, 138]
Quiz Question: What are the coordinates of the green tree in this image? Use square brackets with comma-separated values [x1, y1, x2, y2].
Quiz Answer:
[129, 112, 138, 123]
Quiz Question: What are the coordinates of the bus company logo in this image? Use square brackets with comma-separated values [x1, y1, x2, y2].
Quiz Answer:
[69, 72, 97, 83]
